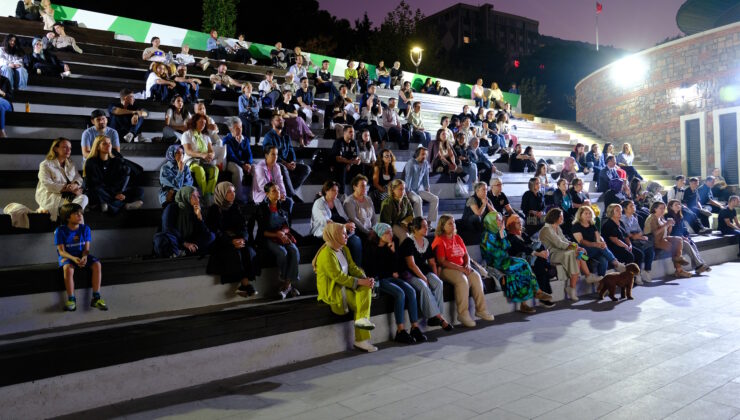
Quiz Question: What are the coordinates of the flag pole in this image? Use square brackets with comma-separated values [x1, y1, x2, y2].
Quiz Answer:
[596, 12, 599, 51]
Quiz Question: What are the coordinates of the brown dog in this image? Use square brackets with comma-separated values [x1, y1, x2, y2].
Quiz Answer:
[597, 263, 641, 301]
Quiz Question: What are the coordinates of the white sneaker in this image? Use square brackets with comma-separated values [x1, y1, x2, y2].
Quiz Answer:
[585, 273, 602, 284]
[123, 133, 134, 143]
[615, 262, 626, 273]
[475, 311, 495, 321]
[458, 313, 476, 327]
[634, 274, 643, 285]
[124, 200, 143, 210]
[136, 135, 152, 143]
[354, 318, 376, 330]
[566, 286, 579, 302]
[641, 270, 652, 282]
[250, 58, 257, 65]
[353, 340, 378, 353]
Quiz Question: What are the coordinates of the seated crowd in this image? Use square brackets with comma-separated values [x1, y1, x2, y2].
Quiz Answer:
[9, 18, 735, 356]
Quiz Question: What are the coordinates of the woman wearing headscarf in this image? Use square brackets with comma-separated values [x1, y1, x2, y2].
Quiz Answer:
[559, 156, 578, 185]
[505, 214, 556, 303]
[153, 186, 215, 258]
[159, 144, 194, 207]
[205, 182, 258, 298]
[481, 211, 553, 314]
[364, 223, 427, 344]
[256, 182, 301, 299]
[313, 222, 378, 353]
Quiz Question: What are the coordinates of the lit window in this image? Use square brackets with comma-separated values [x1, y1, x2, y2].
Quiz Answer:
[463, 36, 470, 44]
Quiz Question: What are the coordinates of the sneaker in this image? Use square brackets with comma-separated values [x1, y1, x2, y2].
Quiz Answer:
[634, 274, 644, 285]
[699, 227, 713, 234]
[278, 284, 292, 300]
[289, 286, 301, 298]
[695, 264, 711, 274]
[101, 203, 109, 213]
[585, 273, 602, 284]
[123, 133, 134, 143]
[236, 283, 258, 298]
[540, 300, 556, 308]
[354, 317, 376, 330]
[518, 302, 536, 314]
[475, 311, 495, 321]
[394, 329, 416, 345]
[61, 70, 71, 77]
[353, 340, 378, 353]
[91, 297, 108, 311]
[642, 270, 652, 282]
[124, 200, 144, 210]
[458, 313, 476, 327]
[250, 58, 258, 65]
[136, 135, 152, 143]
[615, 262, 626, 273]
[410, 326, 428, 343]
[64, 297, 76, 311]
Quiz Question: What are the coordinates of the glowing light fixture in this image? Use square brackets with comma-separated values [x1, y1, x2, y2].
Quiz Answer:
[610, 55, 649, 87]
[410, 47, 423, 73]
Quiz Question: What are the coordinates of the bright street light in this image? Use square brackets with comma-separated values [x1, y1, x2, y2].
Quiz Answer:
[610, 55, 648, 87]
[410, 47, 423, 74]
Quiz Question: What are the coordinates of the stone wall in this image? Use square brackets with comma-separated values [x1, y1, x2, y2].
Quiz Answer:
[576, 22, 740, 175]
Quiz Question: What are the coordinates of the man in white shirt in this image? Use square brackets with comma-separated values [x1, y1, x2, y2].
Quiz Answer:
[287, 55, 308, 88]
[382, 98, 410, 149]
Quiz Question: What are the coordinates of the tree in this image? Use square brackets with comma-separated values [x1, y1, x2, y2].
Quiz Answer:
[519, 77, 548, 115]
[202, 0, 239, 38]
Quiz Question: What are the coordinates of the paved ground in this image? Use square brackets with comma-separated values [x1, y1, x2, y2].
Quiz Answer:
[66, 261, 740, 420]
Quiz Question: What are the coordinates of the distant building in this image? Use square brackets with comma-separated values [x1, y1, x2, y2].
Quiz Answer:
[418, 3, 539, 56]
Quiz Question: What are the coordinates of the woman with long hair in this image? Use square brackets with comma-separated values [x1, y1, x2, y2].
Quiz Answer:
[645, 201, 692, 278]
[617, 143, 643, 181]
[84, 135, 144, 213]
[665, 199, 711, 275]
[379, 179, 415, 242]
[0, 34, 28, 90]
[36, 137, 88, 221]
[572, 205, 623, 278]
[162, 94, 191, 141]
[370, 148, 396, 211]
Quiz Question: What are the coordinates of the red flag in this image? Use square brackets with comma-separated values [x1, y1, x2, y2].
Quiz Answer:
[596, 2, 603, 13]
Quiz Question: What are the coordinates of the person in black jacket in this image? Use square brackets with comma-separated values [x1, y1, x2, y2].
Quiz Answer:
[153, 186, 215, 258]
[24, 38, 70, 78]
[83, 135, 143, 213]
[205, 182, 259, 298]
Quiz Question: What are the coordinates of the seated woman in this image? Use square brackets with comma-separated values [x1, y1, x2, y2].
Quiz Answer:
[559, 157, 578, 185]
[433, 214, 495, 327]
[311, 180, 363, 266]
[604, 178, 627, 209]
[313, 222, 377, 353]
[535, 163, 555, 195]
[162, 95, 191, 142]
[505, 214, 556, 305]
[153, 186, 215, 258]
[379, 179, 415, 242]
[601, 203, 648, 283]
[256, 182, 301, 299]
[370, 148, 396, 212]
[400, 217, 453, 331]
[1, 34, 28, 91]
[665, 199, 712, 275]
[487, 82, 506, 109]
[25, 38, 70, 78]
[145, 62, 176, 103]
[620, 199, 655, 282]
[645, 201, 691, 278]
[182, 114, 219, 205]
[357, 129, 377, 176]
[539, 208, 596, 301]
[510, 144, 537, 173]
[481, 211, 553, 314]
[616, 143, 643, 181]
[159, 144, 193, 207]
[36, 137, 88, 221]
[431, 129, 458, 175]
[462, 181, 494, 232]
[84, 136, 144, 213]
[276, 89, 314, 147]
[360, 107, 388, 150]
[572, 206, 623, 279]
[603, 142, 627, 179]
[552, 178, 573, 235]
[568, 177, 597, 227]
[586, 144, 605, 178]
[521, 177, 545, 236]
[206, 182, 258, 298]
[344, 174, 377, 242]
[364, 223, 427, 344]
[570, 143, 591, 174]
[483, 110, 506, 151]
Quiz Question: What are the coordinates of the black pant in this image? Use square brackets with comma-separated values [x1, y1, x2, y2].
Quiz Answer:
[533, 257, 553, 294]
[209, 47, 228, 60]
[387, 126, 410, 149]
[279, 162, 311, 198]
[334, 163, 363, 195]
[609, 244, 644, 267]
[238, 114, 265, 144]
[687, 206, 711, 229]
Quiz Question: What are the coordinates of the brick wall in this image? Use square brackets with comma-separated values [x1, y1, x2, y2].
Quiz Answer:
[576, 22, 740, 174]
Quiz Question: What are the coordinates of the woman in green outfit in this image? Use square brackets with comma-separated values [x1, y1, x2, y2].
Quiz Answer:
[313, 222, 378, 352]
[480, 211, 553, 313]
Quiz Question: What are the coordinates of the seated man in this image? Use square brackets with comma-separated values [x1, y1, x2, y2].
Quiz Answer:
[404, 147, 439, 225]
[382, 98, 410, 149]
[44, 23, 83, 54]
[226, 34, 256, 65]
[209, 63, 243, 92]
[258, 70, 281, 110]
[488, 178, 526, 219]
[281, 72, 299, 94]
[108, 88, 147, 143]
[142, 36, 171, 63]
[668, 175, 710, 234]
[81, 109, 120, 159]
[206, 29, 228, 61]
[331, 126, 363, 195]
[698, 175, 725, 213]
[710, 168, 731, 202]
[467, 137, 499, 184]
[270, 42, 288, 68]
[719, 195, 740, 257]
[471, 78, 487, 108]
[360, 83, 381, 112]
[262, 115, 311, 203]
[237, 83, 264, 144]
[683, 177, 712, 229]
[222, 117, 253, 200]
[408, 102, 431, 147]
[294, 76, 317, 123]
[597, 155, 619, 193]
[315, 59, 339, 102]
[390, 61, 402, 88]
[287, 55, 308, 86]
[173, 65, 201, 103]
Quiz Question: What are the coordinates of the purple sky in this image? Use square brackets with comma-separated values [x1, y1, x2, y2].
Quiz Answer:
[319, 0, 687, 51]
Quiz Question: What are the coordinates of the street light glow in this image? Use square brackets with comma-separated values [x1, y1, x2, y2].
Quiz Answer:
[610, 55, 648, 87]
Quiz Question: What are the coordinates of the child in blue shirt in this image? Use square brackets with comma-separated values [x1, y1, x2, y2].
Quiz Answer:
[54, 203, 107, 312]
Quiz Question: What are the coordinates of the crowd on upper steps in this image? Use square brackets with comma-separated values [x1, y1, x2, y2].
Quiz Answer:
[5, 6, 740, 353]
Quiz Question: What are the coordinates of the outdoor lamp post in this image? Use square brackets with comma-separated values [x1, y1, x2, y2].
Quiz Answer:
[410, 47, 423, 73]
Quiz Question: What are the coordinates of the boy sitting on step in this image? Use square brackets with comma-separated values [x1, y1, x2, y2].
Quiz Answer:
[54, 203, 108, 312]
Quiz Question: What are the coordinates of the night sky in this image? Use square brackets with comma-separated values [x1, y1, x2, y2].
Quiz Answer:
[319, 0, 687, 51]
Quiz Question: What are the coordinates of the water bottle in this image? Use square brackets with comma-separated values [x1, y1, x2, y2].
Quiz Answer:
[524, 164, 528, 174]
[25, 102, 30, 113]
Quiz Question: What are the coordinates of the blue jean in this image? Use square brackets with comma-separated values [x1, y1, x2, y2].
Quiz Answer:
[0, 97, 11, 129]
[378, 277, 418, 325]
[474, 98, 489, 108]
[175, 81, 199, 102]
[264, 240, 300, 282]
[406, 273, 444, 319]
[377, 76, 391, 88]
[114, 115, 145, 138]
[89, 185, 144, 214]
[346, 233, 363, 267]
[632, 240, 655, 271]
[315, 81, 339, 102]
[1, 65, 28, 90]
[412, 130, 431, 148]
[460, 162, 478, 190]
[583, 245, 617, 276]
[149, 84, 173, 103]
